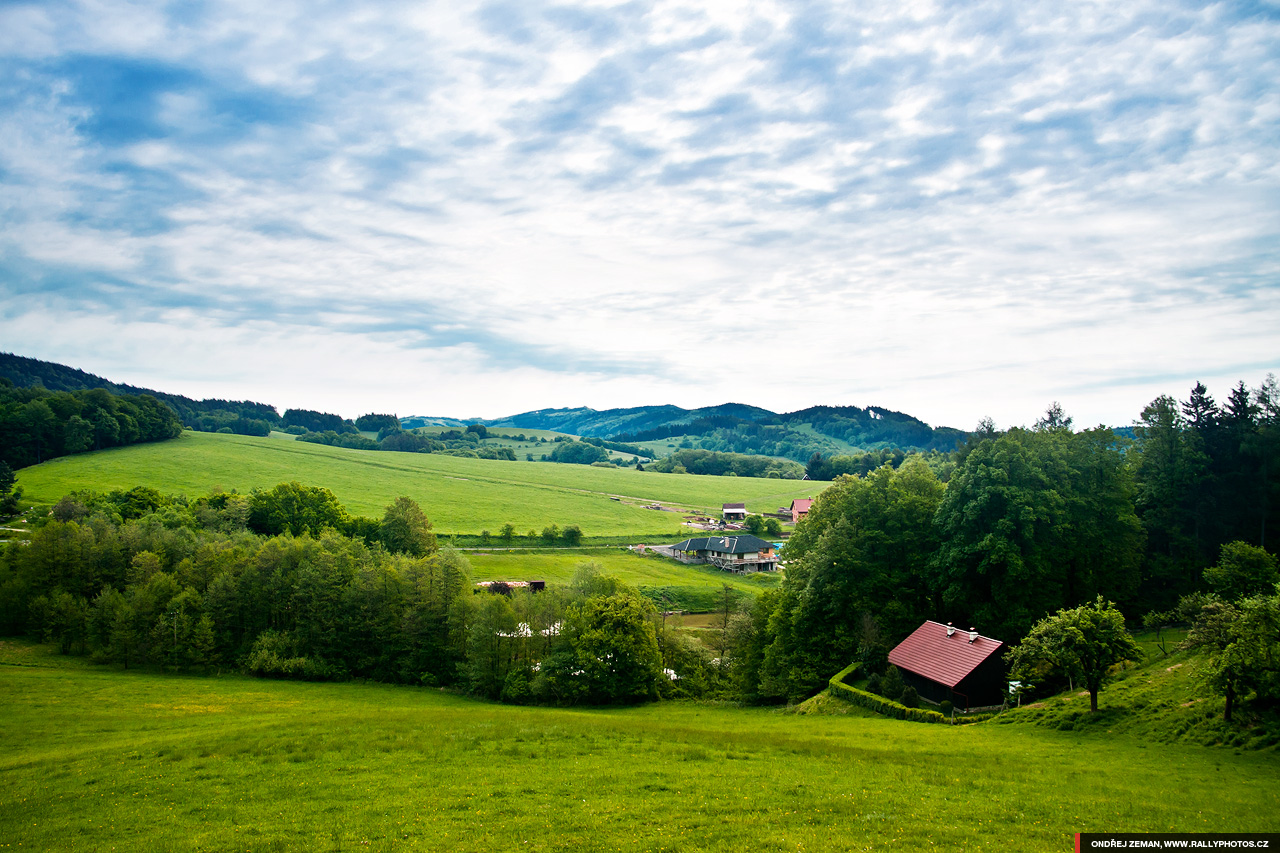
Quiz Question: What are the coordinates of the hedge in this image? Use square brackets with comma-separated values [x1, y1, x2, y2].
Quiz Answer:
[827, 661, 949, 724]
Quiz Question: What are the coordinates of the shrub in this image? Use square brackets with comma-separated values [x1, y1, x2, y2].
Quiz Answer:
[881, 665, 905, 702]
[901, 685, 919, 708]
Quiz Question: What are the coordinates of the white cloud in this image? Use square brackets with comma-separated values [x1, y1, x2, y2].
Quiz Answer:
[0, 0, 1276, 428]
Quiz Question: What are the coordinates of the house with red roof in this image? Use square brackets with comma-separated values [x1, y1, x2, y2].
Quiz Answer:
[887, 621, 1006, 710]
[789, 498, 814, 524]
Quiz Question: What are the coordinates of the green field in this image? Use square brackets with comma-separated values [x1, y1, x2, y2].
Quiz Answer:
[1, 640, 1274, 853]
[14, 432, 825, 538]
[463, 548, 782, 611]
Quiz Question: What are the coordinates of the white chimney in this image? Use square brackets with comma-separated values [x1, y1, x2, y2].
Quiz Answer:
[968, 627, 978, 643]
[946, 623, 955, 637]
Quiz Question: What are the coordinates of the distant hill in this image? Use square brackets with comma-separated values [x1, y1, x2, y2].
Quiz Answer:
[4, 352, 966, 463]
[482, 402, 967, 461]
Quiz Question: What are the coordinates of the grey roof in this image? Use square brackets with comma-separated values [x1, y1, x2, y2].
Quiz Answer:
[670, 535, 775, 555]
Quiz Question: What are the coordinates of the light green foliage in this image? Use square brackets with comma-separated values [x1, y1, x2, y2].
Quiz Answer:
[14, 431, 825, 536]
[1204, 540, 1279, 601]
[1007, 596, 1142, 712]
[381, 496, 437, 556]
[1181, 589, 1280, 722]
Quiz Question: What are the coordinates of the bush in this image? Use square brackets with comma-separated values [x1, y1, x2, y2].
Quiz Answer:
[881, 665, 905, 702]
[901, 685, 919, 708]
[826, 662, 947, 724]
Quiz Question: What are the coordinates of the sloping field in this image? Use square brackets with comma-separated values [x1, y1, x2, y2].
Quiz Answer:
[14, 432, 825, 536]
[464, 548, 782, 611]
[0, 643, 1274, 853]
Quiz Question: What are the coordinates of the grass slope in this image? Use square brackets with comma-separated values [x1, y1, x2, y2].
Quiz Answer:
[995, 631, 1280, 751]
[463, 548, 781, 611]
[14, 432, 825, 537]
[1, 641, 1274, 853]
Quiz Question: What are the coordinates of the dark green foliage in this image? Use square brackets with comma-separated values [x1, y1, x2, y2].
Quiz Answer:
[282, 408, 352, 434]
[881, 665, 905, 702]
[749, 458, 943, 702]
[561, 524, 583, 546]
[647, 448, 803, 479]
[0, 383, 182, 470]
[931, 425, 1142, 641]
[548, 440, 610, 465]
[247, 482, 350, 537]
[0, 351, 279, 435]
[826, 662, 948, 723]
[298, 430, 380, 450]
[356, 413, 399, 431]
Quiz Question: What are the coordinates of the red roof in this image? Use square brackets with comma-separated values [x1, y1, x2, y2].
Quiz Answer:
[887, 621, 1003, 688]
[790, 499, 814, 511]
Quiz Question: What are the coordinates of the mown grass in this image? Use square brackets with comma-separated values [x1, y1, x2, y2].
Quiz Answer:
[463, 548, 781, 611]
[1, 641, 1275, 853]
[14, 432, 825, 538]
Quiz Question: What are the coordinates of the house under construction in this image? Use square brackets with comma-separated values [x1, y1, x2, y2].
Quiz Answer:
[668, 534, 778, 572]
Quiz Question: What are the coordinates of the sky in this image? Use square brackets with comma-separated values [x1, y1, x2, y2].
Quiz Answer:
[1, 0, 1277, 432]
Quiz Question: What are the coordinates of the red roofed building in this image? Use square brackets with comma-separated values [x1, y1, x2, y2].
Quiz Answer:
[887, 621, 1006, 710]
[789, 498, 814, 524]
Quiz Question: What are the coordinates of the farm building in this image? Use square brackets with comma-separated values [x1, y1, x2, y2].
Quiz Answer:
[887, 621, 1006, 710]
[789, 498, 814, 524]
[668, 534, 778, 572]
[721, 503, 747, 521]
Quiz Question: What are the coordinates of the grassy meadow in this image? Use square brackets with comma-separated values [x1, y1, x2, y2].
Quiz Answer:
[464, 548, 782, 611]
[14, 431, 824, 538]
[2, 640, 1276, 853]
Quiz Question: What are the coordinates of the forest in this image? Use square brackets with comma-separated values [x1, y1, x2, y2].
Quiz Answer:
[0, 379, 183, 470]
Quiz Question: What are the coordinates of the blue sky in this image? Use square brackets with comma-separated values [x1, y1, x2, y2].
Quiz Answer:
[1, 0, 1277, 430]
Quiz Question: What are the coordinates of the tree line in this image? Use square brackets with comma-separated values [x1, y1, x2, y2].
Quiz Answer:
[0, 380, 183, 470]
[725, 380, 1280, 715]
[1, 485, 711, 702]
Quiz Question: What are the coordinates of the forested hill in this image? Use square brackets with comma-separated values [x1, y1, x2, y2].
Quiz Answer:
[4, 352, 965, 461]
[0, 352, 279, 432]
[485, 402, 967, 458]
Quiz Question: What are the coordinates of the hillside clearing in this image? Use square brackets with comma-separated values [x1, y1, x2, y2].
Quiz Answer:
[14, 431, 826, 537]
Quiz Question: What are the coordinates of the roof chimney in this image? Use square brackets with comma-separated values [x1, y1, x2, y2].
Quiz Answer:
[968, 627, 978, 643]
[946, 622, 955, 637]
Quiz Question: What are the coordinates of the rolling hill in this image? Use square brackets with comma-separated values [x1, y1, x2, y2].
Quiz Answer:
[14, 431, 826, 538]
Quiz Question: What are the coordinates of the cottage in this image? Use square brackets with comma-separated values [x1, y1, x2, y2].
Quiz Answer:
[668, 534, 778, 572]
[887, 621, 1006, 710]
[789, 498, 814, 524]
[721, 503, 747, 521]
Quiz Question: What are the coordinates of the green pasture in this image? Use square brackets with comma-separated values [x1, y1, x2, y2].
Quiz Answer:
[1, 642, 1275, 853]
[14, 432, 825, 538]
[462, 548, 781, 611]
